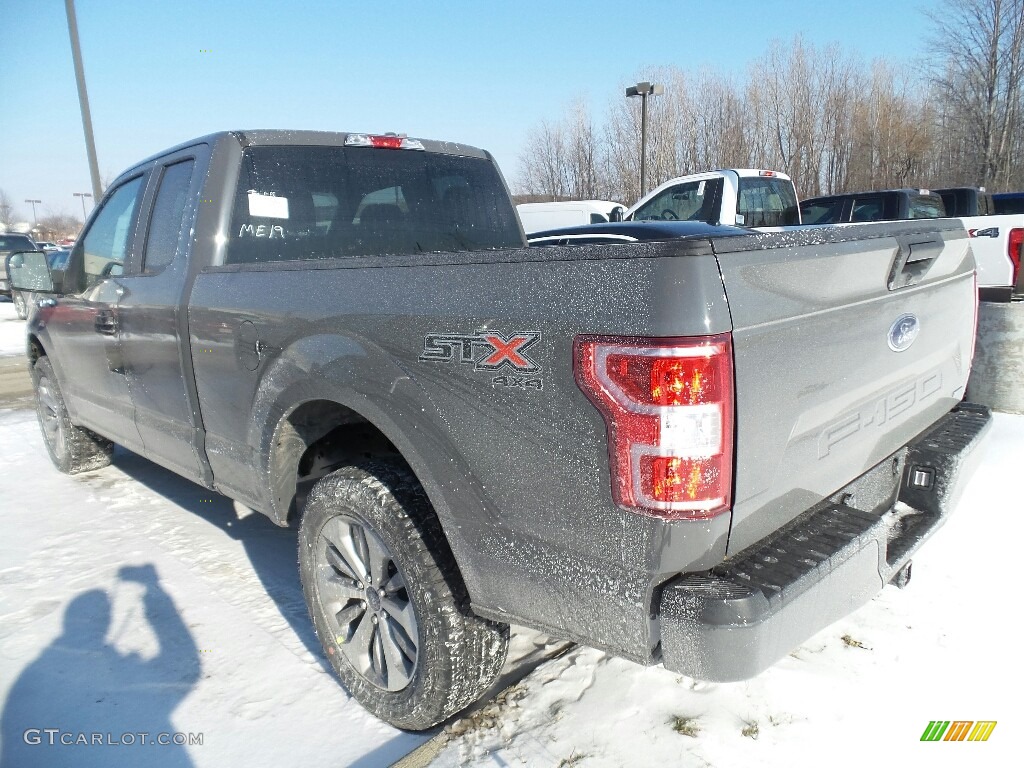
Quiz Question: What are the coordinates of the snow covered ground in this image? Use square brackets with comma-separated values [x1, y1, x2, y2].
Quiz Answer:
[432, 415, 1023, 768]
[0, 300, 26, 357]
[0, 382, 1019, 766]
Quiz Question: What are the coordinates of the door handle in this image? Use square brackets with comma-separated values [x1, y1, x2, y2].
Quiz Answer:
[94, 310, 118, 336]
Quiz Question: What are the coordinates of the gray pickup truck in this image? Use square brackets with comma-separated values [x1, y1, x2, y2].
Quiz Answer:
[6, 130, 991, 730]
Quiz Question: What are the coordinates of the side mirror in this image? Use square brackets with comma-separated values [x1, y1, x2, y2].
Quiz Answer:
[609, 206, 624, 222]
[5, 251, 56, 293]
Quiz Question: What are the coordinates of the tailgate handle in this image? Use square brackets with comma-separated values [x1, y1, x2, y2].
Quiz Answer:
[888, 235, 943, 290]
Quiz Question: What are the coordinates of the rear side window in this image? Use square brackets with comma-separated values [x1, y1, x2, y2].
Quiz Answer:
[143, 159, 195, 273]
[909, 196, 945, 219]
[226, 145, 522, 264]
[737, 177, 799, 226]
[632, 178, 723, 223]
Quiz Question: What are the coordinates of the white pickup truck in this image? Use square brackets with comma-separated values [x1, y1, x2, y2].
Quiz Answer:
[623, 168, 801, 227]
[936, 187, 1023, 301]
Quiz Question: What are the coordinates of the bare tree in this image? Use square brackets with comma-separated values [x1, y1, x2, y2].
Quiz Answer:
[0, 189, 19, 227]
[927, 0, 1024, 188]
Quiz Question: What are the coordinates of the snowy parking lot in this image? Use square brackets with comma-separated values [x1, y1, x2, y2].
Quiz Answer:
[0, 298, 1019, 767]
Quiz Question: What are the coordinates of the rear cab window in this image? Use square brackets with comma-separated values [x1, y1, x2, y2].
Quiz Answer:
[226, 145, 523, 264]
[736, 176, 799, 226]
[908, 195, 945, 219]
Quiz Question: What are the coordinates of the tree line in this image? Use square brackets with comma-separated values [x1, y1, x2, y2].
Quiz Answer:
[517, 0, 1024, 205]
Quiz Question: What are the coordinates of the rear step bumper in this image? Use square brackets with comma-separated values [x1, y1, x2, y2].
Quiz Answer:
[658, 403, 992, 682]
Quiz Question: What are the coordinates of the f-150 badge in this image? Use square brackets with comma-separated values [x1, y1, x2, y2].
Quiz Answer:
[420, 331, 542, 373]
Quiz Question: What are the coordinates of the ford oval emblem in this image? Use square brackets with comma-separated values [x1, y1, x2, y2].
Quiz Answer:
[888, 314, 920, 352]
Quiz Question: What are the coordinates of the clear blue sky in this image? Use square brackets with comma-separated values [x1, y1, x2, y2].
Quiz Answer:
[1, 0, 932, 224]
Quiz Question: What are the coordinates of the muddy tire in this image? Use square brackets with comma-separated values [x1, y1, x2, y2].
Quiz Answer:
[298, 461, 509, 730]
[33, 356, 114, 474]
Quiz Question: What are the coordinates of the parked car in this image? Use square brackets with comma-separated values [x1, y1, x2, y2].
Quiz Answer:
[800, 188, 946, 224]
[7, 129, 990, 730]
[0, 233, 38, 299]
[516, 200, 625, 234]
[624, 169, 801, 227]
[35, 241, 60, 252]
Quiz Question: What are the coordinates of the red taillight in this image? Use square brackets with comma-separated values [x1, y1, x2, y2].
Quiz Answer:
[574, 334, 734, 519]
[1008, 228, 1023, 285]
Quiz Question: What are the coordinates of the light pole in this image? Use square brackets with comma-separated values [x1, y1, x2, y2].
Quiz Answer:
[66, 0, 103, 200]
[625, 81, 663, 199]
[25, 199, 42, 224]
[74, 192, 93, 220]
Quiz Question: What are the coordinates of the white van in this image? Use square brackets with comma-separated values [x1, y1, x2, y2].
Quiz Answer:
[517, 200, 625, 234]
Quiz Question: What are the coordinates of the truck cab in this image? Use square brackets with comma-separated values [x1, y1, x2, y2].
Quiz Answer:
[624, 169, 801, 228]
[800, 188, 946, 224]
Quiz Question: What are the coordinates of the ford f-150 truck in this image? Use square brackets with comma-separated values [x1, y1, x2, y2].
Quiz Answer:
[624, 168, 801, 227]
[934, 186, 1023, 301]
[6, 130, 991, 730]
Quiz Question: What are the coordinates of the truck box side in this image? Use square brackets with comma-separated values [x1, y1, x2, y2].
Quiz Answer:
[187, 240, 736, 662]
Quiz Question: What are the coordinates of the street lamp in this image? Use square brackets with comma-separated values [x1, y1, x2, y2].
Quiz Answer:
[73, 192, 93, 219]
[25, 199, 42, 224]
[625, 81, 663, 198]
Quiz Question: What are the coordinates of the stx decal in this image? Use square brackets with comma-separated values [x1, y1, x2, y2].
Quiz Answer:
[920, 720, 997, 742]
[420, 331, 542, 373]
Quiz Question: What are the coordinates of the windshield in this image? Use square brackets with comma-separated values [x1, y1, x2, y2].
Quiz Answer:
[736, 176, 800, 226]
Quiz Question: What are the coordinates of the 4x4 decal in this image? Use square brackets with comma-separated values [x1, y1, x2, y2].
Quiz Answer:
[420, 331, 542, 373]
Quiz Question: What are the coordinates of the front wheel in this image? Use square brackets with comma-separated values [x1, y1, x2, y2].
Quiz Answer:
[298, 461, 509, 730]
[33, 357, 113, 474]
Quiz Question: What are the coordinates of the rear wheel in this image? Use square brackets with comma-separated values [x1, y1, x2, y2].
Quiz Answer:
[33, 357, 113, 474]
[298, 461, 509, 730]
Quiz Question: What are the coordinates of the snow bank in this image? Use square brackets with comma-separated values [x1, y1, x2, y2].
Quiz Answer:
[0, 300, 26, 357]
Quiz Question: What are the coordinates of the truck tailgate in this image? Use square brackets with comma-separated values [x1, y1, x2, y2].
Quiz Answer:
[711, 221, 976, 554]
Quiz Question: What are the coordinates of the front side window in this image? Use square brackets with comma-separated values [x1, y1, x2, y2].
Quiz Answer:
[737, 177, 799, 226]
[633, 179, 723, 223]
[143, 159, 195, 273]
[226, 145, 522, 264]
[81, 176, 144, 286]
